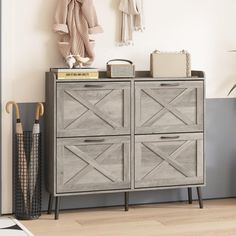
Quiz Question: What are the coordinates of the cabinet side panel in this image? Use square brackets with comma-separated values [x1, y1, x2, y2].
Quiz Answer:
[45, 72, 56, 195]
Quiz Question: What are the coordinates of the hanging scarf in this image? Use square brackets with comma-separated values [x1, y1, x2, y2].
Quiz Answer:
[119, 0, 145, 46]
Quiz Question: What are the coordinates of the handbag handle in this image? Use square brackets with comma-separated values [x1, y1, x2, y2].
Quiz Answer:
[106, 59, 133, 65]
[153, 50, 188, 54]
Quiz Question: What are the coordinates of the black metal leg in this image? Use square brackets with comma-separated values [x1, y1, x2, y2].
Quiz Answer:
[47, 194, 53, 215]
[188, 188, 192, 204]
[55, 197, 61, 220]
[124, 192, 129, 211]
[197, 187, 203, 209]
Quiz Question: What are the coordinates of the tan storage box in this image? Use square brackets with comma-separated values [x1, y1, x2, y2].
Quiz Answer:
[107, 59, 135, 78]
[150, 50, 191, 78]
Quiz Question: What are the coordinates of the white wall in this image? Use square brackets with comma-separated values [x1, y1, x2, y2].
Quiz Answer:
[2, 0, 236, 213]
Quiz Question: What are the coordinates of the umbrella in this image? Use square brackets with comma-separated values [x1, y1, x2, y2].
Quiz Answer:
[29, 103, 44, 208]
[6, 101, 28, 213]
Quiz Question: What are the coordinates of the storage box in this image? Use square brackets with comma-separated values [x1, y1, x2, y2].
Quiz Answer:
[107, 59, 135, 78]
[150, 50, 191, 78]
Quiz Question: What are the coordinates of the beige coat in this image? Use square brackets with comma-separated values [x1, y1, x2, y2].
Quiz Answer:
[53, 0, 103, 65]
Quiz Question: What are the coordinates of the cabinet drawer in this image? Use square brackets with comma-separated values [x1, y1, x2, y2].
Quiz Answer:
[57, 82, 130, 137]
[56, 136, 131, 193]
[135, 133, 204, 188]
[135, 81, 203, 134]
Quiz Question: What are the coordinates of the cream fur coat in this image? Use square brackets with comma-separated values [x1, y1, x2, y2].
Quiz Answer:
[53, 0, 103, 65]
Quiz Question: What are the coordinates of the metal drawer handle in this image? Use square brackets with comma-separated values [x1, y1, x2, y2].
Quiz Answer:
[84, 139, 105, 143]
[84, 84, 104, 88]
[160, 83, 180, 87]
[160, 136, 180, 140]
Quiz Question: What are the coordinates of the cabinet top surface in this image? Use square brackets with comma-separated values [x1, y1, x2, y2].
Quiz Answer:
[47, 70, 205, 83]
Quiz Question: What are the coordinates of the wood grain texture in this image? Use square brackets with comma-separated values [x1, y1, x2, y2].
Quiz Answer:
[130, 80, 135, 190]
[56, 136, 131, 193]
[21, 199, 236, 236]
[57, 82, 131, 137]
[135, 81, 204, 134]
[135, 133, 204, 188]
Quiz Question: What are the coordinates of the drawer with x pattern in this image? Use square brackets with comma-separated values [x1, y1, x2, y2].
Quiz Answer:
[135, 81, 204, 134]
[56, 136, 131, 193]
[56, 82, 131, 137]
[134, 133, 204, 188]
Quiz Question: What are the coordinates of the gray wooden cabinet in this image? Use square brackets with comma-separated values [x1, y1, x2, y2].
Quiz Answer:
[45, 71, 205, 219]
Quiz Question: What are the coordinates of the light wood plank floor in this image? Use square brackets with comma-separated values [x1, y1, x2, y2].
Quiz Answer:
[20, 199, 236, 236]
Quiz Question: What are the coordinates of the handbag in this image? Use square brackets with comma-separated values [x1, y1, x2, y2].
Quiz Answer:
[150, 50, 191, 78]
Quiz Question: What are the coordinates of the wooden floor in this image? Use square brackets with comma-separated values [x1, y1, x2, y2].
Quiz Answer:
[20, 199, 236, 236]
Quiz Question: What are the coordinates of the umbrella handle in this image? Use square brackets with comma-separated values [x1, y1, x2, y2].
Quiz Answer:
[6, 101, 20, 119]
[35, 103, 44, 120]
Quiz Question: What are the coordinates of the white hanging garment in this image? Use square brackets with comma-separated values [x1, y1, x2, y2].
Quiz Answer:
[119, 0, 145, 46]
[133, 0, 145, 31]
